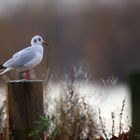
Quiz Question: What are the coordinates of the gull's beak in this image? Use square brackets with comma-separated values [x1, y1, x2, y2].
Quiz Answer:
[42, 41, 48, 46]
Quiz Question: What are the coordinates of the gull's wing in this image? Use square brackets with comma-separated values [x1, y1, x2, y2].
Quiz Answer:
[13, 46, 32, 58]
[3, 48, 36, 68]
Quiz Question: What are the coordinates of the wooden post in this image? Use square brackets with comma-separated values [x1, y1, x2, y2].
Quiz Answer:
[7, 80, 44, 140]
[129, 72, 140, 139]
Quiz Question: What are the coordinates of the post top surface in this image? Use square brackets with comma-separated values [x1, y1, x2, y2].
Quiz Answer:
[7, 79, 43, 83]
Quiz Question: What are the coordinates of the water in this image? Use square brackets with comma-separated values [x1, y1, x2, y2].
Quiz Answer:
[43, 81, 131, 137]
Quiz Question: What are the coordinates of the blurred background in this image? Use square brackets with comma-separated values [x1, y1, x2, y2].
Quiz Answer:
[0, 0, 140, 82]
[0, 0, 135, 133]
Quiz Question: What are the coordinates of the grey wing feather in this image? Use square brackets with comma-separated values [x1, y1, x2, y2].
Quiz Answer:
[13, 46, 32, 58]
[3, 49, 36, 67]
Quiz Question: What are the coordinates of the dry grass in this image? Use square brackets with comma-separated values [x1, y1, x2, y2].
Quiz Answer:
[42, 71, 130, 140]
[97, 98, 130, 140]
[0, 101, 7, 140]
[52, 79, 98, 140]
[41, 68, 130, 140]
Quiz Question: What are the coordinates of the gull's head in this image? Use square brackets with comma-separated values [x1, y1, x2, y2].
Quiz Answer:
[31, 35, 48, 46]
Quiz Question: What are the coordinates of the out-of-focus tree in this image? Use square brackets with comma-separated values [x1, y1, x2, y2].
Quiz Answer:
[0, 0, 140, 82]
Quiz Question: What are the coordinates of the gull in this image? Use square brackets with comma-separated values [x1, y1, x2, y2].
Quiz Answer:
[0, 35, 48, 77]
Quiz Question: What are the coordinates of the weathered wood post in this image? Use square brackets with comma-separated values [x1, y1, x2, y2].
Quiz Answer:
[7, 80, 44, 140]
[129, 72, 140, 139]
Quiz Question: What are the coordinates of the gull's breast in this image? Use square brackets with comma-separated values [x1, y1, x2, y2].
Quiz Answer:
[23, 52, 43, 68]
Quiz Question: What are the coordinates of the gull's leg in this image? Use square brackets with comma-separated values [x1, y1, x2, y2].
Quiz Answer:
[19, 70, 31, 80]
[24, 70, 31, 80]
[19, 72, 24, 79]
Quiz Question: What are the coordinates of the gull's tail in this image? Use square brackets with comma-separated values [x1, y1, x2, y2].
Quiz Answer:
[0, 65, 5, 73]
[0, 66, 13, 75]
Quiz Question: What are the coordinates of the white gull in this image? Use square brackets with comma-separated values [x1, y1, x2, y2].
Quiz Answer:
[0, 35, 48, 75]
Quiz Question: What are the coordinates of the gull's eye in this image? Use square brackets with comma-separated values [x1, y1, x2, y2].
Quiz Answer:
[34, 39, 37, 43]
[38, 38, 41, 41]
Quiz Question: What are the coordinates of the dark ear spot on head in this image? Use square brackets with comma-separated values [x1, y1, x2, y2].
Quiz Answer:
[34, 39, 36, 43]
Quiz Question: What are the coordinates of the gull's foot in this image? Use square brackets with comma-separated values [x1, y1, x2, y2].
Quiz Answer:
[24, 71, 31, 80]
[19, 71, 31, 80]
